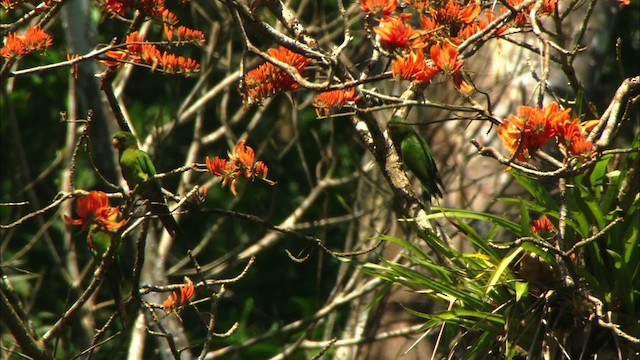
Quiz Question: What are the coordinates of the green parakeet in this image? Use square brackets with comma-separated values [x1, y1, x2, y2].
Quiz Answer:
[388, 117, 444, 201]
[87, 225, 132, 326]
[112, 131, 182, 239]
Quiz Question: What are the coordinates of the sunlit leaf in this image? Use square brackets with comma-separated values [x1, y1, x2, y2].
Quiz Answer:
[514, 281, 528, 302]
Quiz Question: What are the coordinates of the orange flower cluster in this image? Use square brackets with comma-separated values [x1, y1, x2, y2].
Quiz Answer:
[64, 191, 125, 232]
[497, 102, 595, 161]
[313, 87, 360, 116]
[507, 0, 557, 27]
[531, 215, 557, 239]
[165, 25, 206, 43]
[424, 0, 484, 43]
[206, 140, 274, 196]
[1, 26, 52, 59]
[163, 278, 195, 313]
[391, 49, 439, 84]
[242, 46, 311, 105]
[390, 41, 471, 90]
[430, 41, 462, 75]
[101, 0, 197, 41]
[99, 0, 205, 70]
[364, 0, 557, 53]
[102, 0, 181, 30]
[1, 0, 19, 11]
[362, 1, 480, 90]
[373, 15, 422, 50]
[102, 31, 200, 74]
[360, 0, 397, 19]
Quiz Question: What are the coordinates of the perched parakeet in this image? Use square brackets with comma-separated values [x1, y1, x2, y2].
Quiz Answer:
[112, 131, 182, 239]
[87, 225, 132, 326]
[388, 117, 444, 201]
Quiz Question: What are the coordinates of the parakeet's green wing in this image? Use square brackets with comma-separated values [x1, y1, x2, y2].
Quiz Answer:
[113, 131, 184, 241]
[388, 118, 443, 200]
[135, 149, 165, 198]
[401, 135, 443, 199]
[137, 150, 157, 178]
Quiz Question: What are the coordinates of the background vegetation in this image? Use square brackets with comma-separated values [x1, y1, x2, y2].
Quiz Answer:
[1, 0, 639, 359]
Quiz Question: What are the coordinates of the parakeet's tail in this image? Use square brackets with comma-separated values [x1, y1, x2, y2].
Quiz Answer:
[105, 258, 129, 327]
[422, 180, 444, 203]
[150, 202, 177, 236]
[149, 202, 188, 245]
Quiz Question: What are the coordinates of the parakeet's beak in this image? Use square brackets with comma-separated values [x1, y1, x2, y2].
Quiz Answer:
[112, 137, 119, 149]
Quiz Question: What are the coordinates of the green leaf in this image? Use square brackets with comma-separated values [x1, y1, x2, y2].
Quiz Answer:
[590, 155, 612, 189]
[520, 202, 531, 235]
[521, 242, 555, 265]
[606, 249, 623, 270]
[575, 182, 606, 229]
[565, 185, 595, 237]
[367, 282, 391, 310]
[499, 198, 578, 230]
[428, 208, 522, 234]
[510, 170, 559, 209]
[485, 247, 522, 296]
[600, 175, 621, 215]
[515, 281, 528, 302]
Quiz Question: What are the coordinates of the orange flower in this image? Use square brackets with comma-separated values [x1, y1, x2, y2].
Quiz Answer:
[138, 43, 199, 74]
[431, 0, 461, 24]
[164, 24, 174, 42]
[391, 49, 439, 84]
[458, 2, 481, 25]
[542, 101, 572, 136]
[231, 140, 256, 172]
[567, 136, 594, 157]
[497, 105, 553, 161]
[555, 119, 594, 157]
[103, 0, 126, 16]
[206, 156, 239, 194]
[101, 0, 169, 19]
[313, 87, 359, 116]
[452, 72, 473, 92]
[420, 14, 438, 33]
[242, 46, 311, 105]
[498, 102, 597, 161]
[175, 26, 206, 43]
[507, 0, 556, 27]
[254, 161, 269, 180]
[1, 26, 52, 59]
[1, 0, 22, 11]
[64, 191, 125, 231]
[163, 278, 195, 313]
[373, 16, 418, 50]
[125, 31, 144, 56]
[162, 8, 178, 26]
[206, 156, 232, 177]
[531, 215, 557, 238]
[360, 0, 397, 19]
[101, 50, 128, 67]
[478, 9, 507, 36]
[101, 31, 200, 74]
[539, 0, 557, 15]
[407, 0, 428, 10]
[207, 140, 275, 196]
[498, 102, 599, 161]
[430, 41, 463, 75]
